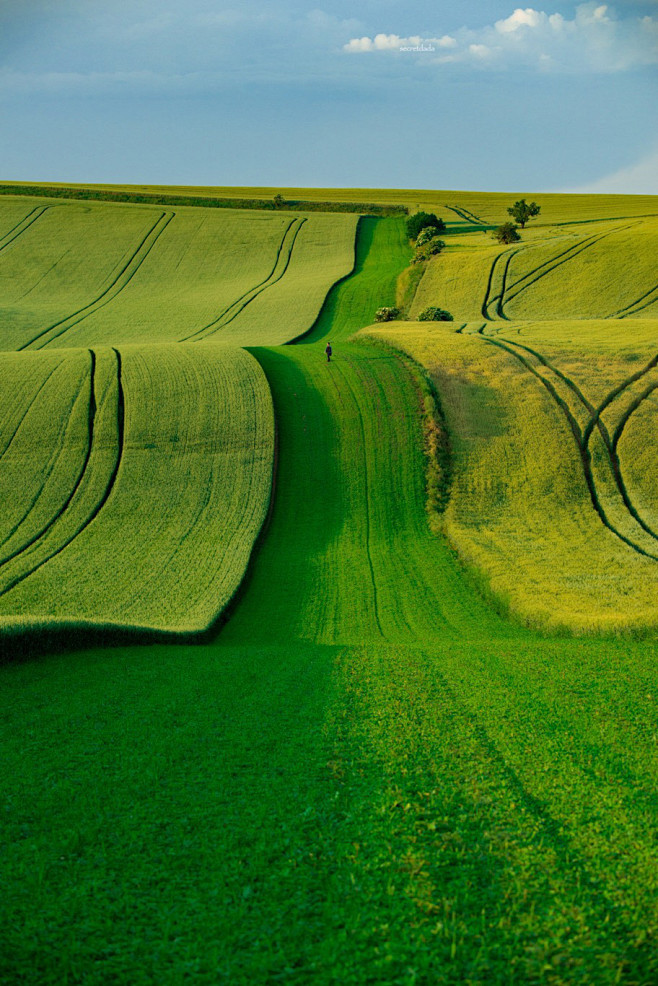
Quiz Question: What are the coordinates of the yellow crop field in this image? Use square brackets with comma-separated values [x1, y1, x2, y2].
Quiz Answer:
[367, 318, 658, 634]
[411, 216, 658, 322]
[0, 196, 357, 350]
[0, 343, 274, 634]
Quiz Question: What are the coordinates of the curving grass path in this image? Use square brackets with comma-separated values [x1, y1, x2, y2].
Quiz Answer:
[2, 217, 658, 984]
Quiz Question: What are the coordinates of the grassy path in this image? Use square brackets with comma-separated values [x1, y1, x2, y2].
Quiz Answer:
[2, 218, 658, 984]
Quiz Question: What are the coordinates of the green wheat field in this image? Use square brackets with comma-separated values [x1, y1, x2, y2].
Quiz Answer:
[0, 184, 657, 985]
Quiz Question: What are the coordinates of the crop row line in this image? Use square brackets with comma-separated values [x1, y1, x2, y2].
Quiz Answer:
[0, 349, 125, 600]
[19, 212, 174, 350]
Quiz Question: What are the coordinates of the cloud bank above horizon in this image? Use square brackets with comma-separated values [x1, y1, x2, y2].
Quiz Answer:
[344, 3, 658, 71]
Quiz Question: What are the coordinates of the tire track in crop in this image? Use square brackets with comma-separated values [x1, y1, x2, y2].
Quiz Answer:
[183, 218, 307, 342]
[0, 206, 50, 256]
[18, 212, 174, 350]
[609, 281, 658, 319]
[481, 251, 505, 320]
[482, 248, 522, 320]
[483, 335, 658, 561]
[0, 349, 125, 600]
[500, 222, 638, 314]
[494, 339, 658, 544]
[495, 249, 523, 319]
[0, 351, 96, 566]
[336, 356, 386, 640]
[445, 204, 486, 226]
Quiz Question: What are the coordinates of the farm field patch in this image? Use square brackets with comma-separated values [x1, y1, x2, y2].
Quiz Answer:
[368, 318, 658, 633]
[412, 216, 658, 321]
[0, 197, 357, 350]
[0, 344, 274, 635]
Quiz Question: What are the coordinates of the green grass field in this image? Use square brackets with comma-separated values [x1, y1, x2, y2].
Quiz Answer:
[0, 344, 274, 635]
[1, 186, 658, 983]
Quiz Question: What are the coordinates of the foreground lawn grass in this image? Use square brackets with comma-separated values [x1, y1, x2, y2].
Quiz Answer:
[0, 344, 274, 635]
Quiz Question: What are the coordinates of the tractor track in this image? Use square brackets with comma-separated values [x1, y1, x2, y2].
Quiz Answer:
[0, 206, 50, 256]
[494, 339, 658, 545]
[18, 211, 174, 350]
[445, 204, 486, 226]
[500, 223, 639, 315]
[0, 349, 125, 599]
[0, 352, 97, 567]
[609, 281, 658, 319]
[483, 335, 658, 562]
[182, 218, 306, 342]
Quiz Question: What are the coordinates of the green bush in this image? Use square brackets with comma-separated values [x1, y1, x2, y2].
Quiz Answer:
[418, 307, 453, 322]
[374, 306, 400, 322]
[406, 212, 446, 241]
[493, 223, 521, 244]
[414, 238, 445, 262]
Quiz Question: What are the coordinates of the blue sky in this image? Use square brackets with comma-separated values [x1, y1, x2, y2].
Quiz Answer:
[1, 0, 656, 192]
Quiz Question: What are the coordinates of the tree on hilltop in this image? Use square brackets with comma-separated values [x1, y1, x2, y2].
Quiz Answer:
[507, 199, 540, 228]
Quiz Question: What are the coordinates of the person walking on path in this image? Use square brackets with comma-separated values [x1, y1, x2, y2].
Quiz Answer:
[325, 341, 333, 363]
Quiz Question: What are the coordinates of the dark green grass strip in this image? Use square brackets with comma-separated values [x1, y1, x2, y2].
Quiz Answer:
[294, 216, 412, 344]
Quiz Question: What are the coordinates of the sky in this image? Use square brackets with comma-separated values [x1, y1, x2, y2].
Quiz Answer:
[0, 0, 656, 192]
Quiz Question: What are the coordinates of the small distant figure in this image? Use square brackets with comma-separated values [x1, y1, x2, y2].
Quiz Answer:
[325, 341, 333, 363]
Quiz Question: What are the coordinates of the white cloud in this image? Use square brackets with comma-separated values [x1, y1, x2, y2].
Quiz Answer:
[344, 32, 456, 53]
[495, 8, 545, 32]
[343, 2, 658, 71]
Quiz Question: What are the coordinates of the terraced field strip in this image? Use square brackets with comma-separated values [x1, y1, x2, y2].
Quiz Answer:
[0, 344, 274, 635]
[19, 212, 174, 350]
[300, 215, 411, 344]
[223, 344, 514, 648]
[0, 201, 358, 349]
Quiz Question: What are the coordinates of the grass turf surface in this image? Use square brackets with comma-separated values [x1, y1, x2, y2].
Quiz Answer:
[1, 206, 658, 983]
